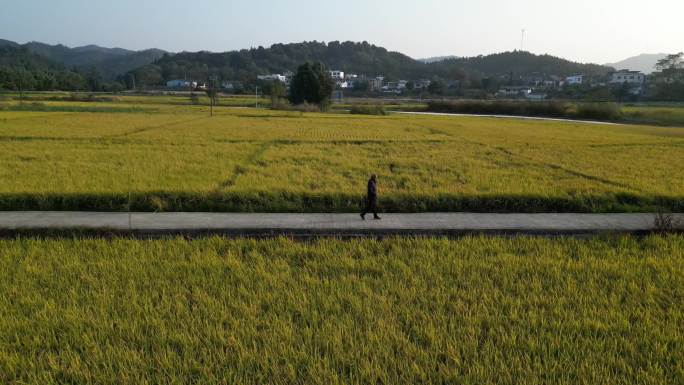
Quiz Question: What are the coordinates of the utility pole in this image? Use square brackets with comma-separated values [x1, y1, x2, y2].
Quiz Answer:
[255, 86, 259, 108]
[520, 29, 526, 52]
[18, 78, 23, 104]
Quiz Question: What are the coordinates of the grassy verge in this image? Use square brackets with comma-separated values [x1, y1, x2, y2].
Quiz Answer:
[349, 104, 388, 115]
[621, 104, 684, 126]
[425, 100, 623, 121]
[0, 192, 681, 213]
[0, 235, 682, 384]
[0, 102, 152, 113]
[414, 100, 684, 126]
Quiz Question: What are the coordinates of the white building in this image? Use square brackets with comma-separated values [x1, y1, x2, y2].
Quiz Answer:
[413, 79, 432, 90]
[368, 76, 384, 91]
[383, 80, 409, 92]
[524, 93, 547, 101]
[257, 74, 287, 83]
[566, 75, 583, 85]
[329, 70, 345, 80]
[166, 79, 197, 89]
[496, 86, 533, 98]
[221, 81, 242, 91]
[609, 70, 645, 85]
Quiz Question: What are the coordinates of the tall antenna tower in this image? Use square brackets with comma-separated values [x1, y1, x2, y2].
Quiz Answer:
[520, 29, 526, 52]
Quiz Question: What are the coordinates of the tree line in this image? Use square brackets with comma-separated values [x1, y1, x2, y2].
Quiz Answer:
[0, 46, 123, 92]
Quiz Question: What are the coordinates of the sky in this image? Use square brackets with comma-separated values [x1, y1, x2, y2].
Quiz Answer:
[1, 0, 682, 64]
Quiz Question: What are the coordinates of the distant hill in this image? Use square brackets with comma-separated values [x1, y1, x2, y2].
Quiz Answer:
[1, 39, 617, 90]
[126, 41, 613, 87]
[0, 45, 87, 90]
[0, 39, 20, 48]
[440, 51, 613, 78]
[606, 54, 669, 74]
[0, 39, 166, 80]
[0, 45, 61, 71]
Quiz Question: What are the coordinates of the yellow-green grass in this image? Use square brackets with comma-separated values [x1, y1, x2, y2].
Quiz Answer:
[622, 105, 684, 127]
[0, 235, 682, 384]
[1, 102, 683, 212]
[0, 92, 267, 108]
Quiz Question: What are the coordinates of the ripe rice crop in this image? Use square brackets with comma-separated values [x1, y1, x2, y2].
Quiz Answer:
[1, 99, 683, 212]
[0, 235, 682, 384]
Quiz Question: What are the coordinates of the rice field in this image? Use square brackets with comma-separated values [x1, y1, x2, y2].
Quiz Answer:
[1, 98, 683, 212]
[0, 235, 682, 384]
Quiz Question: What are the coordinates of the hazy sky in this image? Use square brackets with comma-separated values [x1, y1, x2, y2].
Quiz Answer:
[1, 0, 682, 64]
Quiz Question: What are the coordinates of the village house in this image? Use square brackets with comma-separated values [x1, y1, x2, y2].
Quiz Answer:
[566, 75, 584, 85]
[368, 76, 384, 91]
[496, 86, 533, 98]
[524, 92, 547, 101]
[609, 70, 645, 85]
[329, 70, 345, 80]
[166, 79, 197, 89]
[257, 74, 287, 83]
[413, 79, 432, 90]
[221, 81, 243, 91]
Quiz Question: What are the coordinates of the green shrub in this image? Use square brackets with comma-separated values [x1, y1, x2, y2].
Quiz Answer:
[426, 100, 571, 118]
[271, 101, 321, 113]
[426, 100, 627, 122]
[574, 103, 622, 121]
[349, 104, 388, 115]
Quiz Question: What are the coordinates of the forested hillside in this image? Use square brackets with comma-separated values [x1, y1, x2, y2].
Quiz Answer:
[1, 39, 615, 91]
[0, 39, 165, 81]
[0, 46, 86, 90]
[435, 51, 612, 78]
[126, 41, 614, 87]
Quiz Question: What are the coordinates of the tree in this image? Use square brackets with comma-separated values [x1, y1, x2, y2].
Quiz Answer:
[655, 52, 683, 83]
[612, 82, 632, 103]
[85, 66, 103, 92]
[205, 87, 219, 117]
[427, 79, 445, 95]
[262, 80, 286, 106]
[353, 80, 370, 92]
[288, 62, 334, 107]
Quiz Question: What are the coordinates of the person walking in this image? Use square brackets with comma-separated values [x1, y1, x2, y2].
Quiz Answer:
[361, 174, 381, 220]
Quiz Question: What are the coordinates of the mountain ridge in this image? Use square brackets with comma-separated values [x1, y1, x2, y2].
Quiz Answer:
[606, 53, 669, 74]
[2, 39, 617, 89]
[125, 41, 614, 87]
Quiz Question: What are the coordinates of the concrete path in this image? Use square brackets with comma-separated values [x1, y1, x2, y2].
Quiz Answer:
[1, 212, 680, 236]
[393, 111, 618, 125]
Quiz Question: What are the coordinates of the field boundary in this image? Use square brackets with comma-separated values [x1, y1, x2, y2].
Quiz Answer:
[0, 192, 681, 213]
[394, 111, 620, 125]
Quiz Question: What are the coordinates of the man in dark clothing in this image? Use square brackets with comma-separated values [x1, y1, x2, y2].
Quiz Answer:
[361, 174, 381, 220]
